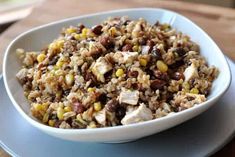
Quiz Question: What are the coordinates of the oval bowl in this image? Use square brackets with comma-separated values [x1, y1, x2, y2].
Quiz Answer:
[3, 8, 231, 143]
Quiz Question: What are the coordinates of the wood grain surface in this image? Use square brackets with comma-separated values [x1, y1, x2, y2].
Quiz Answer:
[0, 0, 234, 156]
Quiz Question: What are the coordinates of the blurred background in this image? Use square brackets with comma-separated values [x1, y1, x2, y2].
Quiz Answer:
[0, 0, 234, 33]
[180, 0, 235, 7]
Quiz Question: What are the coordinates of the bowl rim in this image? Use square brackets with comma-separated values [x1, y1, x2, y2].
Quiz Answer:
[3, 7, 232, 134]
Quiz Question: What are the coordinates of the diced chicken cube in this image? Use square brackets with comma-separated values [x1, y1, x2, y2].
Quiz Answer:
[113, 51, 138, 64]
[141, 46, 150, 54]
[95, 109, 106, 126]
[119, 89, 139, 105]
[91, 57, 112, 82]
[86, 41, 105, 57]
[122, 51, 138, 63]
[16, 68, 28, 84]
[183, 63, 198, 82]
[121, 103, 153, 125]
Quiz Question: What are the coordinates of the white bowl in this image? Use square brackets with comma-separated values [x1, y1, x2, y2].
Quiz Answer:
[3, 8, 231, 143]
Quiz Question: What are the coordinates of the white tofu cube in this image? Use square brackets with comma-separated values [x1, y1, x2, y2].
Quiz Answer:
[119, 89, 139, 105]
[121, 103, 153, 125]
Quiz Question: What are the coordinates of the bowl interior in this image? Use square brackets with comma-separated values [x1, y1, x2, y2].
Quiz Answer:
[3, 8, 231, 125]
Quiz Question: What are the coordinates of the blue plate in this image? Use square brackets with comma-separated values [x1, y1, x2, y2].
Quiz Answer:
[0, 59, 234, 157]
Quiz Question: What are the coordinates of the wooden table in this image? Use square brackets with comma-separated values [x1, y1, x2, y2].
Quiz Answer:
[0, 0, 234, 156]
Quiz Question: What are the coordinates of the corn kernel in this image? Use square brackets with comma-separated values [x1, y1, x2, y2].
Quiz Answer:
[64, 106, 72, 112]
[56, 91, 62, 98]
[53, 65, 59, 70]
[59, 103, 64, 108]
[116, 68, 124, 77]
[66, 27, 76, 34]
[50, 69, 56, 75]
[56, 40, 64, 48]
[190, 88, 199, 94]
[89, 32, 95, 38]
[139, 58, 148, 66]
[82, 28, 88, 34]
[162, 23, 170, 30]
[65, 73, 74, 85]
[94, 102, 102, 111]
[55, 69, 63, 76]
[74, 34, 81, 40]
[57, 107, 64, 120]
[87, 87, 95, 92]
[33, 103, 43, 111]
[48, 43, 56, 50]
[37, 53, 46, 63]
[41, 103, 49, 111]
[156, 60, 168, 72]
[132, 45, 139, 52]
[88, 121, 96, 128]
[56, 60, 64, 68]
[42, 113, 49, 123]
[108, 27, 117, 36]
[48, 120, 55, 127]
[49, 40, 64, 51]
[138, 45, 142, 52]
[182, 82, 190, 90]
[76, 114, 87, 125]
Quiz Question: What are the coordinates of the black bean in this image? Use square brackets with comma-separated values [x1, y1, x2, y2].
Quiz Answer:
[48, 56, 59, 65]
[77, 24, 85, 33]
[63, 89, 70, 96]
[153, 69, 169, 81]
[186, 96, 195, 101]
[174, 47, 186, 57]
[91, 25, 103, 35]
[151, 46, 162, 60]
[116, 106, 126, 121]
[122, 43, 133, 51]
[171, 72, 185, 80]
[154, 21, 160, 26]
[106, 99, 119, 112]
[123, 19, 131, 25]
[73, 102, 85, 114]
[150, 79, 166, 90]
[169, 60, 184, 69]
[131, 83, 141, 90]
[97, 93, 107, 104]
[84, 72, 98, 86]
[147, 40, 155, 52]
[100, 36, 114, 49]
[139, 36, 148, 45]
[127, 70, 139, 78]
[166, 92, 174, 102]
[54, 120, 62, 128]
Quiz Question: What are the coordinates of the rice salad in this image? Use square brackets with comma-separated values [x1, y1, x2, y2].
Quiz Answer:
[16, 17, 219, 129]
